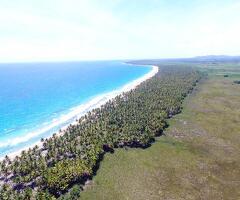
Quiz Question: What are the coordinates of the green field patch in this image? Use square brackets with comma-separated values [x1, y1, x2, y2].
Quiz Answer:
[80, 66, 240, 200]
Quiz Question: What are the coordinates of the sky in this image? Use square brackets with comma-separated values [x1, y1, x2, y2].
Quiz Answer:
[0, 0, 240, 62]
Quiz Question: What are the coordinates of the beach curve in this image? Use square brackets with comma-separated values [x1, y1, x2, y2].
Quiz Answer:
[1, 65, 158, 160]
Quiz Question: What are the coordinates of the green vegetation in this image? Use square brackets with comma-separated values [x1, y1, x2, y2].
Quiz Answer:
[80, 65, 240, 200]
[0, 66, 201, 199]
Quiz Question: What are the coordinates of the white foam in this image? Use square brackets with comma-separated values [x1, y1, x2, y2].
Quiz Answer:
[1, 65, 158, 160]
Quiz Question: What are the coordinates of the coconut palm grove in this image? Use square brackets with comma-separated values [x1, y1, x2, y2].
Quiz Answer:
[0, 65, 202, 199]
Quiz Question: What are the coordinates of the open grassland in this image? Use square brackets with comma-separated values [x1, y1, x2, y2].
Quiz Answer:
[80, 67, 240, 200]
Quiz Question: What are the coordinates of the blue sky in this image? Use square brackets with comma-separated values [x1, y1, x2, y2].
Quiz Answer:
[0, 0, 240, 62]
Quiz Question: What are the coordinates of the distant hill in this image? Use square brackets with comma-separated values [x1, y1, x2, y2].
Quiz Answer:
[191, 55, 240, 62]
[130, 55, 240, 65]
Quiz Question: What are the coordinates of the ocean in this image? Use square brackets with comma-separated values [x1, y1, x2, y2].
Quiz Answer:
[0, 61, 151, 158]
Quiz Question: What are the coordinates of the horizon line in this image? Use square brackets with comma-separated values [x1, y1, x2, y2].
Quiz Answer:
[0, 54, 240, 64]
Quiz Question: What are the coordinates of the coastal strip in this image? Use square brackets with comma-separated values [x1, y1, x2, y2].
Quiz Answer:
[1, 65, 158, 161]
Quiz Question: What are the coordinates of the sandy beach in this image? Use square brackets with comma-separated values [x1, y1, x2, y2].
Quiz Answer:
[1, 65, 159, 161]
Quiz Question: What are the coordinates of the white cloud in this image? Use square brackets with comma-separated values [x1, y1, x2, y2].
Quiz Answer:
[0, 0, 239, 62]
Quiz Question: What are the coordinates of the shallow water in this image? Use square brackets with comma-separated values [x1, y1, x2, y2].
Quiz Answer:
[0, 61, 151, 157]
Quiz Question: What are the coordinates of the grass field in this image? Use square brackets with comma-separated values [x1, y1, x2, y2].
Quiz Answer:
[80, 65, 240, 200]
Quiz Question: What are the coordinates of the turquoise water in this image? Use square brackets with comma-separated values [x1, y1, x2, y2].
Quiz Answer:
[0, 61, 151, 157]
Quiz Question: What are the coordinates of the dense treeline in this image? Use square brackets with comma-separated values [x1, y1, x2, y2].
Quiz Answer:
[0, 66, 202, 199]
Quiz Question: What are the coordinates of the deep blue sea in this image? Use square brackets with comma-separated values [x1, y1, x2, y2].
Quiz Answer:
[0, 61, 151, 157]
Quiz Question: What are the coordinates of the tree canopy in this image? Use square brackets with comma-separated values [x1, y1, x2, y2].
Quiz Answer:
[0, 65, 202, 199]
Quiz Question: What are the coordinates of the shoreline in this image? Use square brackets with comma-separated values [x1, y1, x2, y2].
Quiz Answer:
[1, 65, 159, 161]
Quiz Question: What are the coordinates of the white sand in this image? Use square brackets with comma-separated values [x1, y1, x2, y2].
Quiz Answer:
[1, 65, 158, 161]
